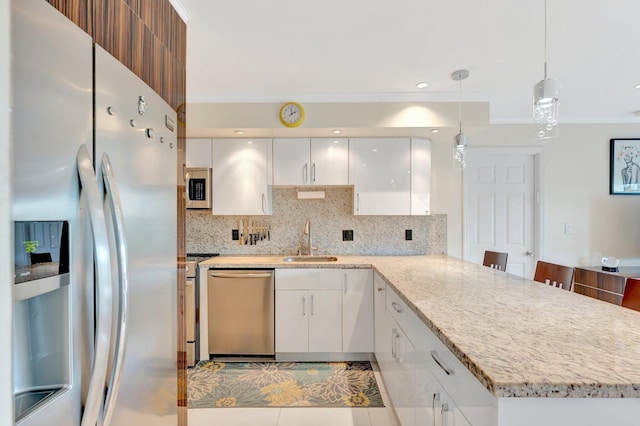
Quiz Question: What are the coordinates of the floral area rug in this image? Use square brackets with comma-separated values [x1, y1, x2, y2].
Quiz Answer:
[188, 361, 384, 408]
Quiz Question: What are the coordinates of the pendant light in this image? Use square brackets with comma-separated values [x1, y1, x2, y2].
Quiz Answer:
[533, 0, 559, 140]
[452, 69, 469, 171]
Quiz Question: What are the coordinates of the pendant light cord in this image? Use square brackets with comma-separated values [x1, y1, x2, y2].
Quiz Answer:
[543, 0, 548, 79]
[458, 79, 462, 134]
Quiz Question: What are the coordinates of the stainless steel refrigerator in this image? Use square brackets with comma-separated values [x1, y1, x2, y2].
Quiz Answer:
[12, 1, 178, 425]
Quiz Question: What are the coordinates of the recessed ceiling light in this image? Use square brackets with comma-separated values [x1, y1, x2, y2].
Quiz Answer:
[331, 129, 341, 134]
[430, 129, 440, 133]
[234, 130, 245, 135]
[416, 82, 429, 89]
[635, 84, 640, 89]
[634, 111, 640, 117]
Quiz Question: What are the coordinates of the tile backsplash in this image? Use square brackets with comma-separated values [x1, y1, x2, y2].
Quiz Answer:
[187, 187, 446, 256]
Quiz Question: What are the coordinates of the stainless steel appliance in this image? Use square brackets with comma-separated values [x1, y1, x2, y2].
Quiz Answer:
[186, 167, 211, 209]
[208, 270, 275, 356]
[186, 261, 197, 367]
[12, 1, 177, 425]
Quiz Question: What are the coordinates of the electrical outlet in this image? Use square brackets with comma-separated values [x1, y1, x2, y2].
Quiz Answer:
[342, 230, 354, 241]
[232, 229, 239, 240]
[405, 229, 413, 240]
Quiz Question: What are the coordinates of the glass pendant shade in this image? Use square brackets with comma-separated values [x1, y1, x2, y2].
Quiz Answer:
[533, 78, 559, 140]
[453, 132, 468, 171]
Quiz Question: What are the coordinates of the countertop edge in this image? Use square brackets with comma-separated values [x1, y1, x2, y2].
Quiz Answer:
[197, 254, 640, 399]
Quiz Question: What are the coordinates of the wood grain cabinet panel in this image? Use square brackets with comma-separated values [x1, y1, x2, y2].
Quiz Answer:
[574, 267, 629, 305]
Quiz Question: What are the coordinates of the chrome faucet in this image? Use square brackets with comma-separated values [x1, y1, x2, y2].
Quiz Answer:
[304, 219, 318, 256]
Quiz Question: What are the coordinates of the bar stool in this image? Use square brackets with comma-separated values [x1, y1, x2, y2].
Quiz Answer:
[622, 278, 640, 312]
[482, 251, 508, 271]
[533, 260, 575, 291]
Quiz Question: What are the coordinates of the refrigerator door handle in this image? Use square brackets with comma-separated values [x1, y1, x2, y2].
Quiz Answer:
[76, 145, 114, 426]
[100, 153, 130, 426]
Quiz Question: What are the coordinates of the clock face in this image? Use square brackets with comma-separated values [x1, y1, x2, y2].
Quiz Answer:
[279, 102, 305, 127]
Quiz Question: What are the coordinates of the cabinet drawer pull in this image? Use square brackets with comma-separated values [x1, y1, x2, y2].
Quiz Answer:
[302, 295, 306, 316]
[431, 350, 455, 376]
[391, 302, 404, 314]
[432, 393, 440, 425]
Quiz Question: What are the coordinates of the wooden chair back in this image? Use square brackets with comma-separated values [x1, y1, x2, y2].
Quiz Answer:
[533, 261, 575, 291]
[483, 251, 508, 271]
[622, 278, 640, 312]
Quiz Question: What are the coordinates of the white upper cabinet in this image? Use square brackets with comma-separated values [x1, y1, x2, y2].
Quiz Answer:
[185, 138, 212, 168]
[411, 138, 432, 215]
[273, 138, 349, 186]
[211, 138, 272, 215]
[349, 138, 411, 215]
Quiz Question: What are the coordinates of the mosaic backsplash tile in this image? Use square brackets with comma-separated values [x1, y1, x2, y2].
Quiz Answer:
[186, 187, 446, 256]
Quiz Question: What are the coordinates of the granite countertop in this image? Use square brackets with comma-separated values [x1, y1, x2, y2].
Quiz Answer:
[199, 254, 640, 399]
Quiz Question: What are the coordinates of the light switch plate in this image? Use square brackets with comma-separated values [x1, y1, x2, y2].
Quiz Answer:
[564, 223, 574, 235]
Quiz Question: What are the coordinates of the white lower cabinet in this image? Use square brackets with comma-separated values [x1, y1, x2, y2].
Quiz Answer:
[275, 287, 342, 353]
[342, 269, 374, 353]
[385, 310, 416, 426]
[275, 268, 373, 355]
[374, 273, 387, 357]
[377, 282, 495, 426]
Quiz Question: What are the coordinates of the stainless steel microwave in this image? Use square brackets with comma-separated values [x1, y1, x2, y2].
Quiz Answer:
[186, 167, 211, 209]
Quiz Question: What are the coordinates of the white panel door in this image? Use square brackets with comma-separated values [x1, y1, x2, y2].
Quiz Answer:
[349, 138, 411, 215]
[273, 138, 310, 185]
[342, 269, 373, 353]
[310, 138, 349, 185]
[308, 290, 342, 352]
[464, 149, 537, 278]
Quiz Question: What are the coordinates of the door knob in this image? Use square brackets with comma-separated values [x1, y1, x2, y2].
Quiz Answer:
[526, 250, 535, 257]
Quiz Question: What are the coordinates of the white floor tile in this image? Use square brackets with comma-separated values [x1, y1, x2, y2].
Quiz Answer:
[188, 408, 281, 426]
[277, 408, 370, 426]
[368, 407, 399, 426]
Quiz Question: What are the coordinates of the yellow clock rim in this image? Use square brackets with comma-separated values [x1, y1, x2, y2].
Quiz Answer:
[279, 102, 305, 128]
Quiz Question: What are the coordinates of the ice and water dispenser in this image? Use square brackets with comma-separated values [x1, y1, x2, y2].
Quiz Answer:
[13, 221, 71, 421]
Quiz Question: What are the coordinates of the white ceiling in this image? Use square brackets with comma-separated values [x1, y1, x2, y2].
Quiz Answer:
[180, 0, 640, 124]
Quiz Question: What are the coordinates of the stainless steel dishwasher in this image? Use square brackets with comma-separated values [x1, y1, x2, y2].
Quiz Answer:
[207, 269, 275, 356]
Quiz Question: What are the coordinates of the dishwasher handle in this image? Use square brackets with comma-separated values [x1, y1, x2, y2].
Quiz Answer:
[209, 271, 273, 279]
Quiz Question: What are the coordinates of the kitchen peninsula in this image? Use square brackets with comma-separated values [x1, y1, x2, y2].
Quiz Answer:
[200, 255, 640, 425]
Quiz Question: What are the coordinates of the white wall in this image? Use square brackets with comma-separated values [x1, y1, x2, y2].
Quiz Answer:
[1, 0, 13, 424]
[431, 123, 640, 267]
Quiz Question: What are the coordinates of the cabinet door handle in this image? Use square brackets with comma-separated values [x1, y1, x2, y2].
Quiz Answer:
[302, 295, 306, 316]
[356, 193, 360, 212]
[441, 402, 450, 425]
[432, 393, 440, 425]
[311, 163, 316, 183]
[431, 350, 455, 376]
[391, 328, 397, 360]
[391, 302, 404, 314]
[310, 294, 314, 316]
[303, 163, 308, 184]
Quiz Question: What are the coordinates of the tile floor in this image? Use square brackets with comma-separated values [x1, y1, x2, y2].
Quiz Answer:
[188, 362, 399, 426]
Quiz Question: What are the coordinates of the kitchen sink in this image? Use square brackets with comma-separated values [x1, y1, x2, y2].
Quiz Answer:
[282, 256, 338, 262]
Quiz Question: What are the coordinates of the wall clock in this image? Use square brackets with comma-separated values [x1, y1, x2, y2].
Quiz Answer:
[279, 102, 305, 128]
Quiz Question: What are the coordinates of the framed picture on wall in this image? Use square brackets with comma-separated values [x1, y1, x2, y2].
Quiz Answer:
[610, 138, 640, 195]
